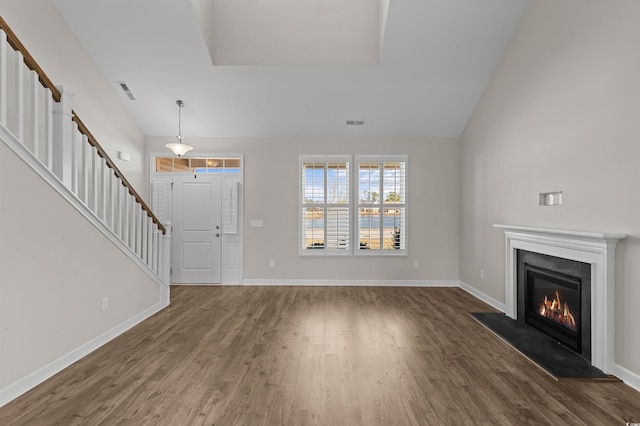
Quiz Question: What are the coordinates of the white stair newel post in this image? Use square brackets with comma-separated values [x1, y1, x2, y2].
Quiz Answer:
[52, 86, 73, 187]
[162, 223, 172, 286]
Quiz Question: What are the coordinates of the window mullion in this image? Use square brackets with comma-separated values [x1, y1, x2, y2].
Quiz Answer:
[378, 160, 383, 249]
[324, 162, 328, 247]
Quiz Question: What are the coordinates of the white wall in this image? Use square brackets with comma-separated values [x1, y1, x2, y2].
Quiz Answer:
[0, 142, 162, 398]
[460, 0, 640, 377]
[148, 136, 461, 283]
[0, 0, 148, 200]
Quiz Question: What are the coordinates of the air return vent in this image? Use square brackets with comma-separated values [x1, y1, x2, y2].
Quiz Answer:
[117, 81, 136, 100]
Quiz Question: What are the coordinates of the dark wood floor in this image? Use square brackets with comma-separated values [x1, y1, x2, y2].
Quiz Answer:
[2, 286, 640, 425]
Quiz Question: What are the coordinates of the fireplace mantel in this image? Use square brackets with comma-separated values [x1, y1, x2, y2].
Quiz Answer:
[493, 224, 626, 374]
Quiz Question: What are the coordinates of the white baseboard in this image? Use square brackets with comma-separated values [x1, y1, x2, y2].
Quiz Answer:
[613, 363, 640, 393]
[0, 301, 167, 408]
[241, 279, 460, 287]
[458, 281, 506, 312]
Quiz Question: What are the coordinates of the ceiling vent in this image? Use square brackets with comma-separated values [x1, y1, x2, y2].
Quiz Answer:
[117, 81, 136, 100]
[346, 120, 365, 126]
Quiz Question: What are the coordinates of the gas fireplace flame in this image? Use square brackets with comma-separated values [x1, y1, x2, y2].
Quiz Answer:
[539, 291, 577, 331]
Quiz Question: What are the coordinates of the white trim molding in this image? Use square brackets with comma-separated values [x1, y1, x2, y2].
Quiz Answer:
[241, 279, 459, 287]
[493, 224, 626, 374]
[613, 364, 640, 393]
[458, 281, 505, 312]
[0, 302, 167, 408]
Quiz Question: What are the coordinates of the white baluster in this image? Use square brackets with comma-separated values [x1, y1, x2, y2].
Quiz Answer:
[147, 217, 153, 267]
[134, 207, 141, 258]
[30, 71, 39, 159]
[14, 50, 23, 143]
[147, 222, 154, 271]
[120, 185, 129, 246]
[129, 195, 136, 251]
[108, 168, 116, 230]
[88, 146, 98, 213]
[138, 209, 145, 260]
[44, 88, 53, 170]
[80, 134, 89, 204]
[114, 177, 122, 238]
[141, 214, 148, 263]
[70, 122, 79, 195]
[153, 229, 159, 274]
[0, 30, 7, 127]
[100, 157, 108, 222]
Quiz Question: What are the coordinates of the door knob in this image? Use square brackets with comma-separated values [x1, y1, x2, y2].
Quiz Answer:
[216, 233, 220, 237]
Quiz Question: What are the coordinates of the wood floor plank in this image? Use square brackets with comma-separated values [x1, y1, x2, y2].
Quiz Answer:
[1, 286, 640, 425]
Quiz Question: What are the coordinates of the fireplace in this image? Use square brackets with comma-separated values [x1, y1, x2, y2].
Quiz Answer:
[517, 250, 591, 359]
[493, 224, 626, 374]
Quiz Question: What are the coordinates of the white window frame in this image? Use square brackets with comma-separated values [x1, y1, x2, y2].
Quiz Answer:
[299, 155, 351, 256]
[299, 154, 408, 257]
[355, 155, 407, 256]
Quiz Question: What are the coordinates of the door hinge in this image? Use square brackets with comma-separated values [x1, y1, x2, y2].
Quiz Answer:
[170, 268, 172, 275]
[171, 182, 174, 190]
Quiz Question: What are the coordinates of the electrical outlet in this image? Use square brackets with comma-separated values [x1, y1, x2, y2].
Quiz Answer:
[102, 297, 109, 311]
[269, 259, 275, 267]
[480, 269, 485, 279]
[413, 260, 419, 268]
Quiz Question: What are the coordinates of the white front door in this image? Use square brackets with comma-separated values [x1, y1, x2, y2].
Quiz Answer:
[172, 174, 222, 284]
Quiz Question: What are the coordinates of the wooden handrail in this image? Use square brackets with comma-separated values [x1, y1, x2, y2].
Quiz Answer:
[72, 113, 166, 234]
[0, 15, 165, 234]
[0, 15, 164, 234]
[0, 16, 61, 102]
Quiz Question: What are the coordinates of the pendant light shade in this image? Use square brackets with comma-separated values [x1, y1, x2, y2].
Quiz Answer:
[165, 100, 194, 157]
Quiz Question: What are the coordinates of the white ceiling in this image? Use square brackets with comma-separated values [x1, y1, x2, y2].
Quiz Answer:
[51, 0, 530, 139]
[191, 0, 389, 66]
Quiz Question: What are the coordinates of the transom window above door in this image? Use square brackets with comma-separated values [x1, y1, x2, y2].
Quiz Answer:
[155, 157, 241, 173]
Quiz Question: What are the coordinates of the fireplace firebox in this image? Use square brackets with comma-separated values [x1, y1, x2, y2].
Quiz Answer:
[524, 264, 581, 352]
[517, 250, 591, 360]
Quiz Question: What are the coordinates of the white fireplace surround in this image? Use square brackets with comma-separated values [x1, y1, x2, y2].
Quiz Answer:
[493, 224, 626, 374]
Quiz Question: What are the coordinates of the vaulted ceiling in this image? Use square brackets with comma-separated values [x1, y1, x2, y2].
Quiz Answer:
[52, 0, 530, 139]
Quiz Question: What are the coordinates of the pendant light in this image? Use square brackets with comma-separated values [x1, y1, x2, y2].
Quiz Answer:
[165, 100, 194, 157]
